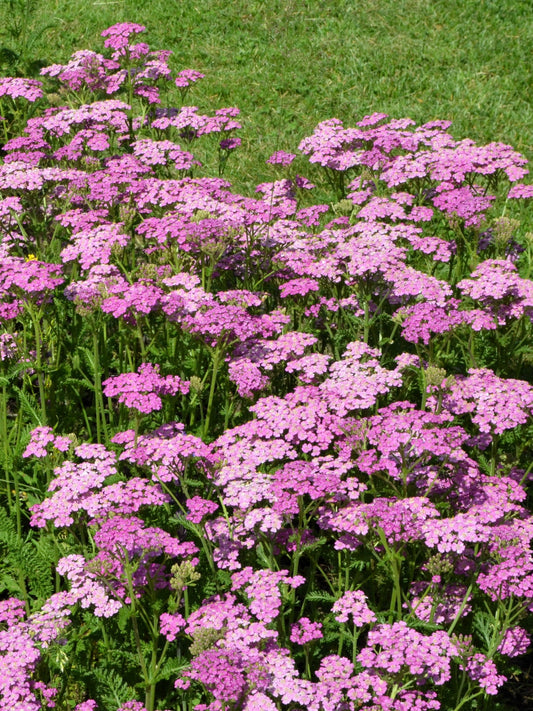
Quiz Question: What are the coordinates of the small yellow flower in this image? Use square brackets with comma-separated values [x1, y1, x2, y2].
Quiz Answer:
[25, 254, 37, 261]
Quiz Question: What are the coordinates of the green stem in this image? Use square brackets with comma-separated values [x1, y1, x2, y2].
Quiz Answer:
[203, 347, 222, 439]
[92, 327, 108, 445]
[377, 529, 404, 621]
[123, 551, 152, 710]
[0, 378, 12, 510]
[447, 582, 474, 637]
[363, 297, 370, 344]
[451, 689, 484, 711]
[26, 304, 47, 425]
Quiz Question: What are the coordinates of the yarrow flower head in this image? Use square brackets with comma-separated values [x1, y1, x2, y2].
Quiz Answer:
[175, 69, 205, 88]
[23, 425, 72, 458]
[332, 590, 377, 626]
[497, 626, 530, 657]
[358, 621, 457, 686]
[289, 617, 323, 644]
[102, 362, 189, 414]
[100, 22, 146, 50]
[267, 151, 296, 167]
[0, 77, 43, 102]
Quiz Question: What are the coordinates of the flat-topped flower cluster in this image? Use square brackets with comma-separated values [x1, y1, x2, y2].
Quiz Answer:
[0, 21, 532, 711]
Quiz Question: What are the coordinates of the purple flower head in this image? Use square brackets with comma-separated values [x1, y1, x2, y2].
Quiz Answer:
[457, 259, 533, 323]
[462, 653, 506, 695]
[508, 183, 533, 199]
[58, 517, 198, 610]
[289, 617, 323, 644]
[116, 702, 149, 711]
[396, 298, 496, 345]
[41, 49, 119, 92]
[23, 426, 72, 458]
[101, 22, 146, 51]
[358, 621, 457, 685]
[231, 567, 304, 623]
[438, 368, 533, 434]
[115, 421, 213, 483]
[0, 332, 18, 361]
[132, 138, 198, 170]
[498, 626, 530, 657]
[279, 277, 319, 298]
[102, 363, 189, 414]
[332, 590, 376, 626]
[320, 341, 403, 416]
[175, 69, 205, 88]
[0, 77, 43, 102]
[101, 280, 164, 322]
[186, 496, 219, 524]
[219, 137, 241, 151]
[183, 648, 259, 705]
[0, 597, 26, 625]
[266, 151, 296, 167]
[160, 612, 186, 642]
[73, 701, 98, 711]
[0, 257, 64, 304]
[407, 582, 472, 625]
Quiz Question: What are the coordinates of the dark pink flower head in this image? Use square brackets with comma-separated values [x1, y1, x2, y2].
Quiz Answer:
[358, 621, 457, 686]
[219, 137, 241, 151]
[40, 50, 119, 93]
[186, 496, 219, 524]
[0, 77, 43, 102]
[461, 653, 506, 695]
[457, 259, 533, 324]
[497, 626, 530, 658]
[175, 69, 205, 88]
[508, 183, 533, 200]
[266, 151, 296, 167]
[0, 597, 26, 625]
[290, 617, 323, 644]
[101, 22, 146, 50]
[23, 426, 72, 458]
[103, 363, 189, 415]
[0, 257, 64, 307]
[332, 590, 376, 626]
[438, 368, 533, 435]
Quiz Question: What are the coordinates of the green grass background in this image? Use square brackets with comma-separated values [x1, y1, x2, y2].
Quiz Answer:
[1, 0, 532, 190]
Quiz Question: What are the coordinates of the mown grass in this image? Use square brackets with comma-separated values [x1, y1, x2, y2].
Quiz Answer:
[1, 0, 532, 192]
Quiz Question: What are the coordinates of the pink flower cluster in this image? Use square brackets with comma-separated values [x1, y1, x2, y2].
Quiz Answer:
[103, 362, 189, 414]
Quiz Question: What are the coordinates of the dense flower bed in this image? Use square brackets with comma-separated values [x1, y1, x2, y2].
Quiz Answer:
[0, 22, 532, 711]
